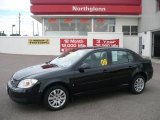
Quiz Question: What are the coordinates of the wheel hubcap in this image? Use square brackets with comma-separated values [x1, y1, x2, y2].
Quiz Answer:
[48, 89, 66, 108]
[134, 78, 145, 92]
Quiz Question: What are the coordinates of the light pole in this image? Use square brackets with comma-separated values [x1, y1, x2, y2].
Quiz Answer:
[19, 13, 21, 36]
[12, 24, 15, 35]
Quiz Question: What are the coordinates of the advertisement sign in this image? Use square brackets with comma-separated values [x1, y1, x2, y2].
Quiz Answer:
[28, 39, 50, 45]
[93, 39, 119, 47]
[60, 39, 87, 52]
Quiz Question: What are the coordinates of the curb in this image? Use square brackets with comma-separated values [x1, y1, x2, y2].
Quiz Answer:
[151, 59, 160, 64]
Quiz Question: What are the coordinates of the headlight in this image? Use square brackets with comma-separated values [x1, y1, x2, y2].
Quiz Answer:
[17, 79, 38, 88]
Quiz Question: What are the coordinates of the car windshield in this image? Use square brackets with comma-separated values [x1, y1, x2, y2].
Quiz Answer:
[50, 49, 92, 67]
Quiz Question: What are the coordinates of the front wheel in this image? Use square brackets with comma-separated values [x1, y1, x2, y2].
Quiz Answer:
[43, 85, 69, 111]
[130, 75, 146, 94]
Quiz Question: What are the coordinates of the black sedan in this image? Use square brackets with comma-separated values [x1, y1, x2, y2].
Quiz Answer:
[7, 47, 153, 110]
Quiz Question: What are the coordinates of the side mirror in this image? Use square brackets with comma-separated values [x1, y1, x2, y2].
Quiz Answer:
[78, 63, 90, 72]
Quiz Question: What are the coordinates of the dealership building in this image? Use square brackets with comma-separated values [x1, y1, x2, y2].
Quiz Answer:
[139, 0, 160, 58]
[30, 0, 141, 53]
[0, 0, 159, 57]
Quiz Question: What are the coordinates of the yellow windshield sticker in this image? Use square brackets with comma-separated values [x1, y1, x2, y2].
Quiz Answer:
[101, 59, 107, 66]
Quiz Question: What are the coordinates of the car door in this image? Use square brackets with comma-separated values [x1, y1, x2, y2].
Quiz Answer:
[70, 50, 112, 93]
[109, 50, 136, 86]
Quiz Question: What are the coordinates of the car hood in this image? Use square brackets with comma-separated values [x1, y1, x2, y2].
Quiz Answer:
[12, 64, 63, 80]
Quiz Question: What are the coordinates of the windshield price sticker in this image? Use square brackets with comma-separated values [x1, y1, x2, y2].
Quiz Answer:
[101, 59, 107, 66]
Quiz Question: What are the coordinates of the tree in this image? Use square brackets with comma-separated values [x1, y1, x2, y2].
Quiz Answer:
[0, 31, 7, 36]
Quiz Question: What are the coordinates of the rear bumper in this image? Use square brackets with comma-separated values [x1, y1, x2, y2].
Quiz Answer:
[148, 72, 153, 81]
[7, 81, 42, 103]
[146, 69, 153, 82]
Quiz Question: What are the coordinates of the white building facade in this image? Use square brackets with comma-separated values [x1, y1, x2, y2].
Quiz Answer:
[30, 0, 141, 54]
[138, 0, 160, 58]
[2, 0, 159, 57]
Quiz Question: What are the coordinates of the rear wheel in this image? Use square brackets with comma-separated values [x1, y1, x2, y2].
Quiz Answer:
[130, 75, 146, 94]
[43, 85, 69, 111]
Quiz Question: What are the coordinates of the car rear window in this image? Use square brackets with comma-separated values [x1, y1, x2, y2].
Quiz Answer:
[111, 50, 129, 64]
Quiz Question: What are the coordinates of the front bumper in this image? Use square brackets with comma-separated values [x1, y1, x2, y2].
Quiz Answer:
[7, 81, 41, 103]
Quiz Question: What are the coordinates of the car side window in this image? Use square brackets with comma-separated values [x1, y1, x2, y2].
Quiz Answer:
[128, 52, 134, 62]
[82, 51, 108, 68]
[111, 50, 129, 64]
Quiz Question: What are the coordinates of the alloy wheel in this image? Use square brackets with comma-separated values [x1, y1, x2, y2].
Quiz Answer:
[48, 89, 66, 108]
[134, 78, 145, 93]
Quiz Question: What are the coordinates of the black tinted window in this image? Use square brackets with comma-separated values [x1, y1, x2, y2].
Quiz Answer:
[122, 26, 130, 35]
[83, 51, 108, 68]
[111, 51, 129, 64]
[128, 52, 134, 62]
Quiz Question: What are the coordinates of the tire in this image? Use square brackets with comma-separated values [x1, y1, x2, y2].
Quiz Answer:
[43, 85, 69, 111]
[130, 75, 146, 94]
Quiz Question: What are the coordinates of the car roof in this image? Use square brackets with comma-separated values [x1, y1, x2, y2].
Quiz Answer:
[72, 47, 130, 51]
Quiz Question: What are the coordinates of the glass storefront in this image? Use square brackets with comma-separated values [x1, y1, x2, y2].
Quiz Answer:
[44, 18, 115, 36]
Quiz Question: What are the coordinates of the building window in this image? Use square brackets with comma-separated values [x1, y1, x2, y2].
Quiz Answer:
[94, 18, 115, 32]
[131, 26, 138, 35]
[44, 18, 91, 36]
[122, 26, 138, 36]
[60, 18, 75, 31]
[77, 18, 92, 35]
[44, 18, 115, 36]
[122, 26, 130, 35]
[45, 18, 59, 31]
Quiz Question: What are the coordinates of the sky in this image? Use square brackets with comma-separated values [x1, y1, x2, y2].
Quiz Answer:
[0, 0, 42, 36]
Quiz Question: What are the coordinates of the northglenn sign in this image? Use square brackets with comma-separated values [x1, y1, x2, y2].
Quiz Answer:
[72, 6, 106, 12]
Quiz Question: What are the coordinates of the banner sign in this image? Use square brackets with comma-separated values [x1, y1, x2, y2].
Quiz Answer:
[93, 39, 119, 47]
[28, 39, 50, 45]
[60, 39, 87, 52]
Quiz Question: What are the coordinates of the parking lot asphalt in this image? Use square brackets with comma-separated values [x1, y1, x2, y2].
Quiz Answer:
[0, 53, 160, 120]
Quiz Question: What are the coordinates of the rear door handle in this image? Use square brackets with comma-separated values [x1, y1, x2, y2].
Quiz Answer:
[129, 65, 137, 68]
[129, 66, 133, 68]
[103, 69, 108, 73]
